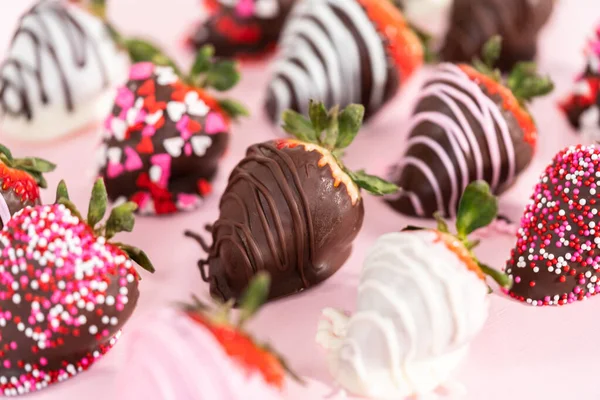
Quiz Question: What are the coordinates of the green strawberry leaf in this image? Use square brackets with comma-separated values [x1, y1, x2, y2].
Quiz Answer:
[87, 178, 108, 229]
[190, 45, 215, 79]
[88, 0, 107, 20]
[308, 100, 328, 139]
[105, 201, 138, 239]
[482, 35, 502, 69]
[204, 60, 240, 91]
[55, 180, 70, 202]
[217, 99, 249, 121]
[345, 169, 399, 196]
[123, 38, 182, 76]
[336, 104, 364, 149]
[456, 181, 498, 238]
[478, 262, 512, 290]
[24, 170, 48, 189]
[322, 105, 339, 149]
[58, 198, 84, 221]
[282, 109, 318, 143]
[116, 243, 156, 273]
[433, 211, 449, 233]
[237, 272, 271, 328]
[0, 144, 13, 161]
[25, 157, 56, 173]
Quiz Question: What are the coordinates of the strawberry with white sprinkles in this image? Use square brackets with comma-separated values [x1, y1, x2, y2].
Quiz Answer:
[0, 178, 154, 396]
[506, 144, 600, 306]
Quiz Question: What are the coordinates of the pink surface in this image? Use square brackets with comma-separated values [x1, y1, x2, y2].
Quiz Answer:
[1, 1, 600, 399]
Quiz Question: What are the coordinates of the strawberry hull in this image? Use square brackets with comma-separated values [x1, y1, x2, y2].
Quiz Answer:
[197, 140, 364, 302]
[0, 205, 140, 395]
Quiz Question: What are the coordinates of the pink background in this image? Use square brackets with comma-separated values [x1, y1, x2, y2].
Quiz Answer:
[1, 0, 600, 399]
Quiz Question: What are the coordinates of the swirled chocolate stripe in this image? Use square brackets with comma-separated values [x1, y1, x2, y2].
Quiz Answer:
[387, 63, 534, 218]
[264, 0, 422, 124]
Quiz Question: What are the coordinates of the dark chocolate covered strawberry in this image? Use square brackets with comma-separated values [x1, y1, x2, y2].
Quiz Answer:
[189, 0, 297, 58]
[264, 0, 424, 124]
[505, 144, 600, 306]
[0, 178, 154, 396]
[186, 101, 397, 302]
[0, 145, 55, 229]
[387, 37, 554, 219]
[98, 46, 247, 215]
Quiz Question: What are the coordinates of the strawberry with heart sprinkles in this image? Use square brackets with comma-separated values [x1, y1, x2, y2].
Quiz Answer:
[505, 144, 600, 306]
[98, 46, 247, 215]
[0, 179, 155, 396]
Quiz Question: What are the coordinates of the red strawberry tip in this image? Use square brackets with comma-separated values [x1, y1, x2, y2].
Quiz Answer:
[0, 143, 56, 189]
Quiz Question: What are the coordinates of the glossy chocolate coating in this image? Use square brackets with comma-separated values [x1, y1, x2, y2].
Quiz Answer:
[386, 64, 534, 218]
[98, 66, 229, 215]
[441, 0, 554, 71]
[198, 141, 364, 302]
[263, 0, 401, 125]
[190, 0, 297, 58]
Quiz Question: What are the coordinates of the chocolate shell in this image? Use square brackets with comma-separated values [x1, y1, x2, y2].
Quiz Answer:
[98, 62, 229, 215]
[441, 0, 554, 72]
[505, 145, 600, 306]
[190, 0, 297, 58]
[386, 63, 534, 218]
[264, 0, 419, 124]
[193, 141, 364, 302]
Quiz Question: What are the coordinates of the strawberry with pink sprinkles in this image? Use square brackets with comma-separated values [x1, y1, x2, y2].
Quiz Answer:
[0, 179, 154, 396]
[505, 144, 600, 306]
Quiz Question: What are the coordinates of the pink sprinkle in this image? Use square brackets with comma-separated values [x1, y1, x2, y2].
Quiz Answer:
[129, 62, 154, 80]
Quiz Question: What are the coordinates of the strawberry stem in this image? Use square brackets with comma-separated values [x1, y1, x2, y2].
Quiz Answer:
[237, 272, 271, 328]
[53, 179, 155, 274]
[472, 36, 554, 105]
[281, 102, 398, 196]
[0, 144, 56, 189]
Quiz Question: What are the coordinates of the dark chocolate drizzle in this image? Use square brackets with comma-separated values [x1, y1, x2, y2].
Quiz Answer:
[441, 0, 554, 71]
[188, 141, 364, 302]
[0, 1, 109, 120]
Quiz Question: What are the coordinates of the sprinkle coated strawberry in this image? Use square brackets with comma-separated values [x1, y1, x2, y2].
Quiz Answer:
[506, 145, 600, 306]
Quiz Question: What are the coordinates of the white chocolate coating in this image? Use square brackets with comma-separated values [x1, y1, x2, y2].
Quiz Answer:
[0, 1, 128, 142]
[317, 231, 489, 399]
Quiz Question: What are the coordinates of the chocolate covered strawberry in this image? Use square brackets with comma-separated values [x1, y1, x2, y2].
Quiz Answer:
[387, 36, 554, 218]
[189, 0, 297, 58]
[264, 0, 423, 124]
[98, 46, 247, 215]
[0, 178, 154, 396]
[505, 144, 600, 306]
[186, 101, 397, 302]
[318, 181, 509, 399]
[0, 144, 55, 228]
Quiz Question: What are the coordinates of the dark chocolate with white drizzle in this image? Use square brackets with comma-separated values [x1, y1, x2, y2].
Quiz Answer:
[186, 102, 397, 302]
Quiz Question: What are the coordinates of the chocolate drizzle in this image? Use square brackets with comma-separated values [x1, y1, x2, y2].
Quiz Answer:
[189, 141, 364, 302]
[0, 1, 109, 120]
[263, 0, 400, 124]
[386, 63, 534, 218]
[441, 0, 554, 71]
